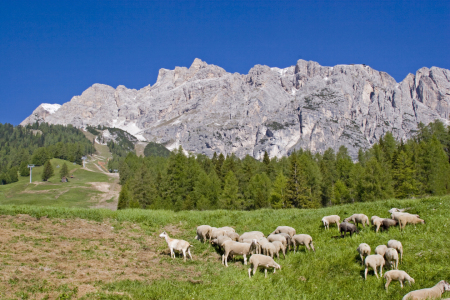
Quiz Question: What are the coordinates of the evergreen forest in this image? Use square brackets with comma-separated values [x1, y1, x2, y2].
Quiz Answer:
[117, 120, 450, 211]
[0, 122, 95, 184]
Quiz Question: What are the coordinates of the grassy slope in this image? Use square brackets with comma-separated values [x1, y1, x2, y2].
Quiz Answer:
[0, 158, 111, 208]
[0, 196, 448, 299]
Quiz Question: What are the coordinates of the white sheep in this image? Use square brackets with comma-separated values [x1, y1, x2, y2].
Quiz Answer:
[371, 216, 384, 233]
[277, 233, 293, 251]
[209, 228, 229, 240]
[239, 231, 265, 243]
[387, 240, 403, 263]
[211, 235, 232, 250]
[322, 215, 341, 230]
[388, 208, 409, 214]
[344, 214, 370, 228]
[218, 226, 235, 232]
[393, 213, 425, 231]
[267, 234, 288, 248]
[384, 270, 415, 291]
[225, 231, 240, 241]
[375, 245, 388, 257]
[385, 248, 399, 270]
[221, 240, 253, 267]
[195, 225, 212, 242]
[357, 243, 371, 265]
[159, 231, 193, 262]
[402, 280, 450, 300]
[292, 234, 315, 253]
[271, 226, 296, 238]
[364, 254, 385, 280]
[247, 254, 281, 278]
[271, 241, 286, 259]
[259, 239, 276, 258]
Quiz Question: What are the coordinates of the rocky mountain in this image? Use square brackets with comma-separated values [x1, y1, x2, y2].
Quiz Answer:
[21, 58, 450, 159]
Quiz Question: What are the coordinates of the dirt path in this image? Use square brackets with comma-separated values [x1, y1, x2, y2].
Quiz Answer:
[88, 181, 121, 210]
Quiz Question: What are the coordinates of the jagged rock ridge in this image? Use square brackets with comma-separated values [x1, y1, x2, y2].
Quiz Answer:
[21, 58, 450, 159]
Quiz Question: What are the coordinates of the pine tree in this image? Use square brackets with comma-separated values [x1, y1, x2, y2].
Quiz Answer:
[41, 160, 54, 181]
[391, 150, 418, 198]
[19, 160, 30, 177]
[269, 172, 288, 209]
[285, 153, 308, 208]
[247, 173, 271, 209]
[59, 162, 69, 179]
[219, 171, 240, 210]
[117, 183, 130, 209]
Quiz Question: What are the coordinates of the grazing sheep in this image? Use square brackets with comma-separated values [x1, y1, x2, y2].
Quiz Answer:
[255, 237, 271, 255]
[402, 280, 450, 300]
[277, 233, 293, 250]
[391, 212, 420, 221]
[247, 254, 281, 278]
[218, 226, 235, 233]
[339, 222, 359, 237]
[211, 235, 232, 250]
[292, 234, 315, 253]
[271, 241, 286, 259]
[159, 231, 193, 262]
[385, 248, 399, 270]
[375, 245, 388, 257]
[364, 254, 385, 279]
[225, 231, 240, 241]
[393, 213, 425, 231]
[267, 234, 288, 248]
[221, 240, 253, 267]
[261, 240, 276, 258]
[381, 219, 398, 232]
[344, 214, 370, 228]
[195, 225, 212, 242]
[371, 216, 384, 233]
[387, 240, 403, 263]
[357, 243, 371, 265]
[239, 231, 265, 243]
[271, 226, 296, 238]
[322, 215, 341, 230]
[389, 208, 408, 214]
[384, 270, 414, 291]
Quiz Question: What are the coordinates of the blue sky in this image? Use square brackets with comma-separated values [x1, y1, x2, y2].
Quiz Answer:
[1, 0, 449, 125]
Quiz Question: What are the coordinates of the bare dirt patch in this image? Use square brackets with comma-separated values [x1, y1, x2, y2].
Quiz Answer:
[0, 214, 200, 299]
[88, 181, 120, 210]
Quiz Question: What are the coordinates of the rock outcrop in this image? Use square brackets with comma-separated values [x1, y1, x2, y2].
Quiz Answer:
[21, 59, 450, 159]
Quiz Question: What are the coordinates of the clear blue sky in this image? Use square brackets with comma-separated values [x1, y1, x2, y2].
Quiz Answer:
[1, 0, 449, 125]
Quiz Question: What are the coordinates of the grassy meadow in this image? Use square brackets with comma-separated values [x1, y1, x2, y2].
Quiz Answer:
[0, 196, 449, 299]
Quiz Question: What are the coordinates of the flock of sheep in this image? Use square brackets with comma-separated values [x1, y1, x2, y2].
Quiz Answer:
[158, 207, 449, 300]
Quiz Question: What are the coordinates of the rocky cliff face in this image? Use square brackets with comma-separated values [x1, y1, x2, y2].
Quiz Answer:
[21, 58, 450, 159]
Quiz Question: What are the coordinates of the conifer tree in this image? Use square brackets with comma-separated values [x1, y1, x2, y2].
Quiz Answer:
[117, 183, 130, 209]
[247, 173, 271, 209]
[285, 153, 308, 208]
[391, 150, 418, 198]
[269, 172, 288, 208]
[59, 162, 69, 179]
[19, 160, 30, 176]
[41, 160, 54, 181]
[219, 171, 240, 209]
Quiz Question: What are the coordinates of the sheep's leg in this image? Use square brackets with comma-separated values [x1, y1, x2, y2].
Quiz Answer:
[400, 280, 403, 288]
[170, 248, 174, 259]
[253, 265, 257, 276]
[188, 248, 193, 260]
[385, 278, 391, 290]
[182, 249, 186, 262]
[310, 242, 315, 252]
[360, 255, 364, 265]
[374, 266, 379, 279]
[379, 265, 383, 277]
[364, 267, 368, 280]
[243, 254, 247, 265]
[264, 269, 267, 278]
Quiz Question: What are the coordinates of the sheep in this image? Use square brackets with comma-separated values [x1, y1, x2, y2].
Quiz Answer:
[254, 237, 273, 256]
[221, 240, 253, 267]
[364, 254, 385, 280]
[247, 254, 281, 278]
[393, 213, 425, 231]
[267, 234, 288, 248]
[322, 215, 341, 230]
[218, 226, 235, 233]
[402, 280, 450, 300]
[388, 208, 409, 214]
[344, 214, 370, 228]
[271, 241, 286, 259]
[391, 212, 420, 221]
[277, 233, 293, 250]
[381, 219, 398, 232]
[385, 248, 399, 270]
[375, 245, 388, 257]
[159, 231, 193, 262]
[239, 231, 265, 243]
[225, 231, 240, 241]
[387, 240, 403, 263]
[292, 234, 315, 253]
[271, 226, 296, 238]
[357, 243, 371, 265]
[339, 222, 359, 237]
[371, 216, 384, 233]
[211, 235, 232, 250]
[209, 228, 229, 240]
[384, 270, 414, 291]
[195, 225, 212, 242]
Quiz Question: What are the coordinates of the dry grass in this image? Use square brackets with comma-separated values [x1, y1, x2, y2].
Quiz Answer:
[0, 214, 200, 299]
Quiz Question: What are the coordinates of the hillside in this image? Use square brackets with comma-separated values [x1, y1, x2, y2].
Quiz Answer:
[0, 196, 448, 299]
[21, 59, 450, 160]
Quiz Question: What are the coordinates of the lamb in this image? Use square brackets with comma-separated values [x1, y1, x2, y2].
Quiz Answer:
[385, 248, 399, 270]
[221, 240, 253, 267]
[267, 234, 288, 248]
[393, 213, 425, 231]
[322, 215, 341, 230]
[402, 280, 450, 300]
[384, 270, 414, 291]
[339, 222, 359, 237]
[271, 241, 286, 259]
[364, 254, 385, 279]
[344, 214, 370, 228]
[159, 231, 193, 262]
[381, 219, 398, 232]
[357, 243, 371, 265]
[292, 234, 315, 253]
[371, 216, 384, 233]
[271, 226, 296, 238]
[247, 254, 281, 278]
[387, 240, 403, 263]
[195, 225, 212, 242]
[375, 245, 388, 257]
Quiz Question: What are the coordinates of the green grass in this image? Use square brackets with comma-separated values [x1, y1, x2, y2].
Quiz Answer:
[0, 158, 110, 208]
[0, 196, 449, 299]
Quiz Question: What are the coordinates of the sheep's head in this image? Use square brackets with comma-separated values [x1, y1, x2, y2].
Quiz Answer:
[159, 231, 167, 238]
[443, 281, 450, 291]
[409, 277, 415, 284]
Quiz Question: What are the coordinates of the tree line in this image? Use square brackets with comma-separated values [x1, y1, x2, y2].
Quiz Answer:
[116, 120, 450, 211]
[0, 122, 95, 184]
